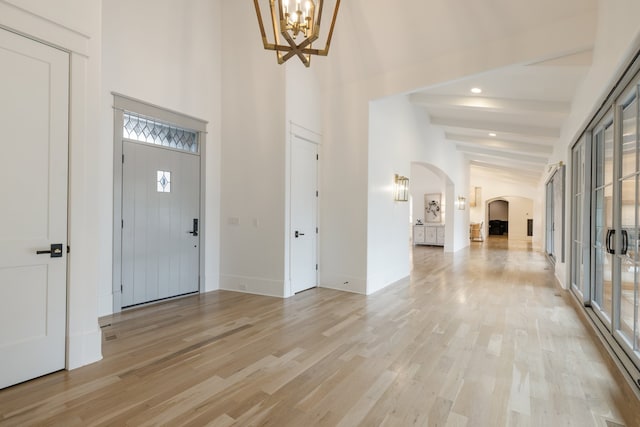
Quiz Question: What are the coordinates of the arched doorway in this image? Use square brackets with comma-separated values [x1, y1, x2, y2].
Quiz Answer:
[484, 196, 534, 243]
[409, 162, 458, 252]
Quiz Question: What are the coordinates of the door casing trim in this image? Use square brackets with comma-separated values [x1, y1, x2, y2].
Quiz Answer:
[112, 93, 208, 313]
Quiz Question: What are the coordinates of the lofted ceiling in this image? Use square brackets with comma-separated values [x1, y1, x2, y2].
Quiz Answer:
[318, 0, 598, 185]
[407, 51, 593, 184]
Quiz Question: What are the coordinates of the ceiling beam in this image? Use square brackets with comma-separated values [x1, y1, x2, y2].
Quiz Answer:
[466, 154, 544, 176]
[457, 144, 548, 165]
[410, 93, 570, 116]
[469, 160, 541, 178]
[431, 116, 561, 139]
[446, 133, 554, 155]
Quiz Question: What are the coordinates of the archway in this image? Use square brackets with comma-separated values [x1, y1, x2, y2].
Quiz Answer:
[410, 162, 458, 252]
[488, 199, 509, 237]
[484, 196, 534, 243]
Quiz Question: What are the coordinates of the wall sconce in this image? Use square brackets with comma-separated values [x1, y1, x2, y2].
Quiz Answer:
[457, 196, 466, 210]
[394, 174, 409, 202]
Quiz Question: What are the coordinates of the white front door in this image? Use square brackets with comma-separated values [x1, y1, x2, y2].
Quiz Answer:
[121, 142, 200, 307]
[0, 29, 69, 389]
[290, 137, 318, 294]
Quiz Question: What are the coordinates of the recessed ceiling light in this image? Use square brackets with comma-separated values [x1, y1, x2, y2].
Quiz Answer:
[489, 133, 497, 137]
[471, 87, 482, 94]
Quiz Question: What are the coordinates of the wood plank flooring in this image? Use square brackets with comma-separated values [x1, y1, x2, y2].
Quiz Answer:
[2, 238, 640, 426]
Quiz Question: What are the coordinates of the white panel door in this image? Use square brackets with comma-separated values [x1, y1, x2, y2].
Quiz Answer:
[121, 142, 200, 307]
[0, 29, 69, 389]
[291, 138, 318, 294]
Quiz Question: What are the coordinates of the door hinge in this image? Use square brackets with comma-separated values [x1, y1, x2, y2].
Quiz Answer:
[316, 154, 319, 160]
[316, 227, 318, 234]
[122, 154, 125, 163]
[316, 264, 318, 271]
[67, 245, 70, 254]
[316, 190, 319, 197]
[121, 219, 124, 229]
[120, 284, 123, 292]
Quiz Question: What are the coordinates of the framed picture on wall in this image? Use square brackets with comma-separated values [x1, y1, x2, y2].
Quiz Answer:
[425, 193, 442, 223]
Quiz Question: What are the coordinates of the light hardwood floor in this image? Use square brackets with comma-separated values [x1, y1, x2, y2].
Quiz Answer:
[1, 238, 640, 426]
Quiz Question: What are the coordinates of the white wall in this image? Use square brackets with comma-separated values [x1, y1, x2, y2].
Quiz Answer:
[219, 0, 287, 297]
[0, 0, 104, 368]
[100, 0, 223, 315]
[366, 95, 468, 295]
[319, 83, 370, 294]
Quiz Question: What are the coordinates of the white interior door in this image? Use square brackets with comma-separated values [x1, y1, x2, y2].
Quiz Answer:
[121, 142, 200, 307]
[290, 137, 318, 294]
[0, 29, 69, 389]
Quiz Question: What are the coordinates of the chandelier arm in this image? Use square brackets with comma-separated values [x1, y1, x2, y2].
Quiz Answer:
[280, 30, 311, 65]
[319, 0, 340, 55]
[268, 0, 284, 63]
[253, 0, 271, 49]
[316, 0, 324, 29]
[281, 33, 319, 62]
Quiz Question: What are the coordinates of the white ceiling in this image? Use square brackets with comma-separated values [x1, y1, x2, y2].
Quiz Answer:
[321, 1, 598, 185]
[408, 52, 593, 184]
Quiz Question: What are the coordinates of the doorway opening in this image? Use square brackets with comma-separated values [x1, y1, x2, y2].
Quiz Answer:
[488, 200, 509, 237]
[409, 162, 456, 251]
[484, 196, 534, 244]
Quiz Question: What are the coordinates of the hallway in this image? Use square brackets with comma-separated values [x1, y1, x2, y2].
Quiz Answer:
[1, 240, 639, 426]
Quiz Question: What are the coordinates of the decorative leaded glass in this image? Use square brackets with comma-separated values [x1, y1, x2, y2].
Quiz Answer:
[123, 113, 198, 153]
[157, 171, 171, 193]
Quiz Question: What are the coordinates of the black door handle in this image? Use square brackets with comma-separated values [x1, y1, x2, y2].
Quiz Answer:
[622, 229, 628, 255]
[606, 229, 615, 254]
[295, 231, 305, 238]
[36, 243, 63, 258]
[188, 218, 198, 236]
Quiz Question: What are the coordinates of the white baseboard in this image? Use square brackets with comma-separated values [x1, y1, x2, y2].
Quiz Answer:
[66, 327, 102, 370]
[220, 274, 285, 298]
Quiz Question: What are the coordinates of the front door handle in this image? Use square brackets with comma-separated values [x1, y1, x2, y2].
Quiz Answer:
[295, 230, 305, 238]
[188, 218, 199, 236]
[36, 243, 63, 258]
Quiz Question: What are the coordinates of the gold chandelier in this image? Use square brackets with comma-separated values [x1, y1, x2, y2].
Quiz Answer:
[253, 0, 341, 67]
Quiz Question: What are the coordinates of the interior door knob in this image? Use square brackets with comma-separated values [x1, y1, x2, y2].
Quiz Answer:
[36, 243, 63, 258]
[295, 230, 305, 238]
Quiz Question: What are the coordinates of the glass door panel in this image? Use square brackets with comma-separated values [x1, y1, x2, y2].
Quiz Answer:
[616, 87, 639, 354]
[592, 118, 615, 327]
[619, 176, 637, 344]
[604, 122, 615, 184]
[571, 142, 586, 297]
[622, 95, 638, 177]
[594, 185, 614, 324]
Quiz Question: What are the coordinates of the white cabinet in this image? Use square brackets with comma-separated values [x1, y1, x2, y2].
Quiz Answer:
[436, 226, 445, 245]
[425, 226, 437, 244]
[413, 225, 444, 246]
[413, 225, 425, 244]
